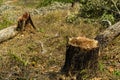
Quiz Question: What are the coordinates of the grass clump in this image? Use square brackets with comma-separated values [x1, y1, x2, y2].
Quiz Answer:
[113, 70, 120, 77]
[98, 61, 105, 71]
[0, 16, 14, 30]
[8, 50, 28, 66]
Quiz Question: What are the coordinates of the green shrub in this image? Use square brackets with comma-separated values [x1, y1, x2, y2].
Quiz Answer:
[81, 0, 120, 18]
[101, 13, 115, 23]
[66, 14, 78, 23]
[36, 0, 119, 23]
[100, 13, 115, 27]
[80, 0, 107, 18]
[79, 0, 120, 23]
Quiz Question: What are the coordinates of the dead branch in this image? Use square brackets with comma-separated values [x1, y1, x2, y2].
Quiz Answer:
[0, 25, 18, 43]
[95, 21, 120, 49]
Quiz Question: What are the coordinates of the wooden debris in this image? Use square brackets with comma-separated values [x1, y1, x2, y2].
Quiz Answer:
[0, 12, 35, 43]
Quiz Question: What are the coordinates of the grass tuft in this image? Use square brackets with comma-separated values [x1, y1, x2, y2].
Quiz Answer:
[8, 50, 28, 66]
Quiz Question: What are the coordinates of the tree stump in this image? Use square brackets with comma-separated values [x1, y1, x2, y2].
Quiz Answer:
[61, 21, 120, 79]
[0, 12, 36, 43]
[61, 37, 99, 79]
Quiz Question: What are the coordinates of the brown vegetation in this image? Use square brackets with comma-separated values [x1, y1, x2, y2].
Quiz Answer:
[0, 1, 119, 80]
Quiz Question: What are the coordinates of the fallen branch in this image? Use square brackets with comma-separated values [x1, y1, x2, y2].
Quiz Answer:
[0, 25, 18, 43]
[95, 21, 120, 49]
[111, 0, 120, 15]
[39, 41, 47, 54]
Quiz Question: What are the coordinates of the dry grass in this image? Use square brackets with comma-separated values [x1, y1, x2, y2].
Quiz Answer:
[0, 4, 119, 80]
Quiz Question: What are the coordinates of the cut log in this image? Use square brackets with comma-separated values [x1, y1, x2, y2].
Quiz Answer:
[0, 25, 18, 43]
[61, 37, 99, 79]
[95, 21, 120, 49]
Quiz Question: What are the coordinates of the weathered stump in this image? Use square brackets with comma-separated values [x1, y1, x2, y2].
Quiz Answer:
[61, 37, 99, 79]
[0, 12, 36, 43]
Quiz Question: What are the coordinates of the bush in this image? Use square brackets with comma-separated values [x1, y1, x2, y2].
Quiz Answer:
[66, 14, 78, 23]
[101, 13, 115, 24]
[37, 0, 120, 23]
[80, 0, 120, 22]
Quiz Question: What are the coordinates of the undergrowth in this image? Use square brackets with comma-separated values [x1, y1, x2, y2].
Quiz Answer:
[0, 16, 13, 30]
[0, 1, 119, 79]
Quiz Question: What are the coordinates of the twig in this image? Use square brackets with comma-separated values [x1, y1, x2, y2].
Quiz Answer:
[39, 41, 47, 54]
[111, 0, 120, 15]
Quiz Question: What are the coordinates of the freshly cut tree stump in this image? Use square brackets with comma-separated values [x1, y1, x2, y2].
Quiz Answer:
[61, 21, 120, 79]
[61, 37, 99, 78]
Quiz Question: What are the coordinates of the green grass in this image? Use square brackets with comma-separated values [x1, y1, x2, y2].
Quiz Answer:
[0, 16, 14, 30]
[37, 0, 73, 7]
[98, 61, 105, 71]
[8, 50, 28, 66]
[113, 70, 120, 77]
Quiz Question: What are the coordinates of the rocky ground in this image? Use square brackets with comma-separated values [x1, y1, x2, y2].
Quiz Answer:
[0, 1, 120, 80]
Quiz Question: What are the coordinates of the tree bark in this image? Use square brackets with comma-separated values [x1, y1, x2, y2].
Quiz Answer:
[61, 37, 99, 79]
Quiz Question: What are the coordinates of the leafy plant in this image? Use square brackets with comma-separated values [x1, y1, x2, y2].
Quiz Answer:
[101, 13, 115, 24]
[113, 70, 120, 76]
[100, 13, 115, 27]
[66, 14, 78, 23]
[80, 0, 120, 22]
